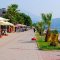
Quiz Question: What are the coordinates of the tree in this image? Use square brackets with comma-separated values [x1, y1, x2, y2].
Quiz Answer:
[24, 15, 32, 26]
[42, 13, 52, 28]
[3, 4, 32, 26]
[41, 13, 52, 42]
[32, 23, 37, 27]
[20, 13, 32, 26]
[36, 21, 44, 35]
[4, 4, 19, 23]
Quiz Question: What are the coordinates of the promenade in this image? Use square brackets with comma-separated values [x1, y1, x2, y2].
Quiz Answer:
[0, 29, 60, 60]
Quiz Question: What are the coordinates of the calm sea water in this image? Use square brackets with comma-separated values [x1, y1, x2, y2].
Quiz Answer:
[51, 18, 60, 33]
[51, 25, 60, 33]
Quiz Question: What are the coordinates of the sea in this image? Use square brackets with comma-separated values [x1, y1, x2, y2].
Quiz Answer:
[51, 18, 60, 33]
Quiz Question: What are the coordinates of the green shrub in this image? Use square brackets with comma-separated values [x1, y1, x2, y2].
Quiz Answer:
[51, 29, 58, 34]
[36, 31, 60, 50]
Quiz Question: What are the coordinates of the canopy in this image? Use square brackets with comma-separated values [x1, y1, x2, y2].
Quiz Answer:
[5, 22, 14, 26]
[0, 17, 9, 22]
[15, 24, 22, 27]
[21, 24, 26, 27]
[15, 24, 26, 27]
[0, 21, 14, 26]
[0, 21, 7, 25]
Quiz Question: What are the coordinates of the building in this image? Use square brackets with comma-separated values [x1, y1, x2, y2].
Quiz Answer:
[0, 8, 6, 17]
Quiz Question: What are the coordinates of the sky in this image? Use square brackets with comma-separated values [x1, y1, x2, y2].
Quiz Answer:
[0, 0, 60, 22]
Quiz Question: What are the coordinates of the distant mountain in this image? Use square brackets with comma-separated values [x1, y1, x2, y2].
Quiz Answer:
[51, 18, 60, 29]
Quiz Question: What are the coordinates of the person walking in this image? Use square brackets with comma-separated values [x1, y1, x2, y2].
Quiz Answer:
[33, 27, 36, 32]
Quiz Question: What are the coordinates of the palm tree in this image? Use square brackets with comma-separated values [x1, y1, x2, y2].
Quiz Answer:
[36, 21, 44, 35]
[41, 13, 52, 42]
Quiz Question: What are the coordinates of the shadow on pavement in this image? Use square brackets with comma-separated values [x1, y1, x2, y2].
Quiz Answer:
[20, 40, 36, 43]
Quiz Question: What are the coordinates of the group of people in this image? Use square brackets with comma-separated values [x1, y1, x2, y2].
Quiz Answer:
[15, 26, 27, 32]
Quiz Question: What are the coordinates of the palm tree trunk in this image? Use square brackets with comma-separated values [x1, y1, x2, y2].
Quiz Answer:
[45, 27, 50, 42]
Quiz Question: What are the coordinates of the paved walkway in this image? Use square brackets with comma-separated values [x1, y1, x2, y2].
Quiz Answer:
[0, 29, 60, 60]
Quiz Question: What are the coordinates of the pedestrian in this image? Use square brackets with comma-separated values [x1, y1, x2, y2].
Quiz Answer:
[33, 27, 35, 32]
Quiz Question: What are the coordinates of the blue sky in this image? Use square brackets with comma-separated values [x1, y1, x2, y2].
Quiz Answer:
[0, 0, 60, 22]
